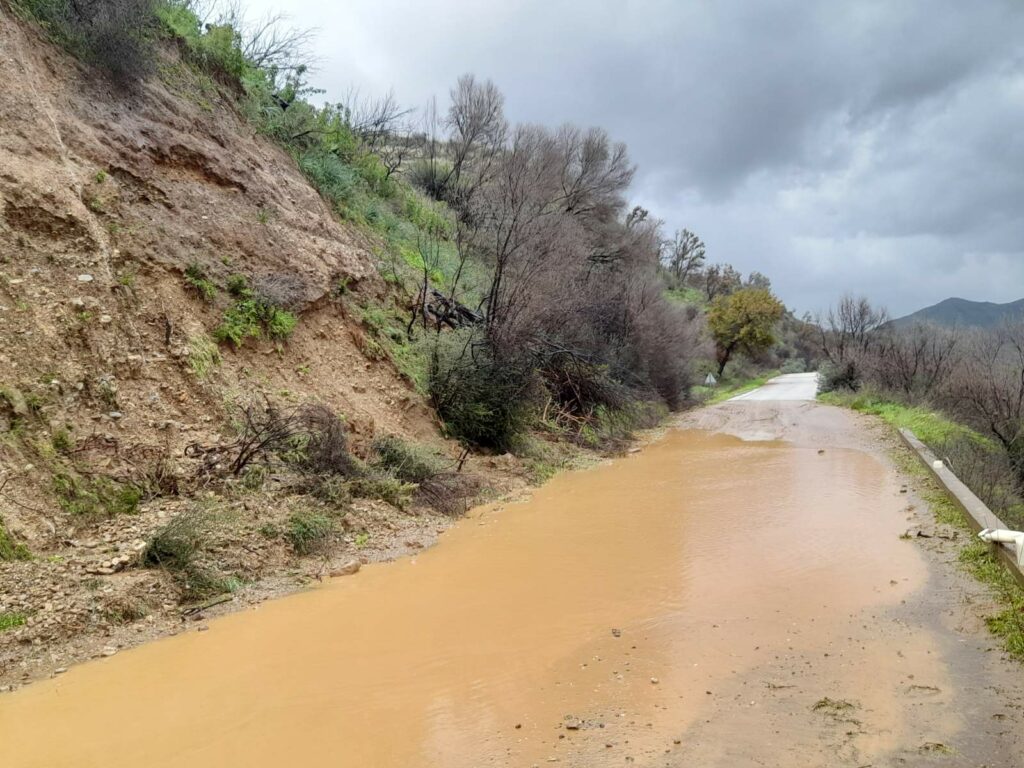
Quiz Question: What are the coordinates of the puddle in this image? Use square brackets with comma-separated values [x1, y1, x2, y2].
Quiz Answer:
[0, 430, 929, 767]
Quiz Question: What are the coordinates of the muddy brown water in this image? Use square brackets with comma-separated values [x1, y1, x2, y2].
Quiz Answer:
[1, 429, 932, 767]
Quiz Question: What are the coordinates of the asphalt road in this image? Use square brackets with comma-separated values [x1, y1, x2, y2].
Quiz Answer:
[729, 371, 819, 401]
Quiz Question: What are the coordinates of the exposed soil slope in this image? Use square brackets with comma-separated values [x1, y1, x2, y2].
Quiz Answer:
[0, 10, 538, 688]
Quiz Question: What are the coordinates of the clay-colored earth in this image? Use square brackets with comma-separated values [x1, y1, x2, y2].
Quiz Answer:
[2, 397, 1021, 767]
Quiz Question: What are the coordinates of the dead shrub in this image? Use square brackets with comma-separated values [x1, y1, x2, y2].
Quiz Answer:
[187, 400, 302, 478]
[416, 472, 478, 516]
[297, 404, 358, 476]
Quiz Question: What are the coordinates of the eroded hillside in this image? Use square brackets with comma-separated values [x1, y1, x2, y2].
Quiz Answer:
[0, 9, 536, 686]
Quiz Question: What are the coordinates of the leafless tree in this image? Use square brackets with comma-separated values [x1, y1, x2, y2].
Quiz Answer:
[944, 324, 1024, 488]
[442, 74, 508, 209]
[339, 88, 414, 150]
[869, 323, 961, 397]
[818, 294, 890, 364]
[553, 125, 633, 221]
[190, 1, 316, 79]
[661, 229, 705, 287]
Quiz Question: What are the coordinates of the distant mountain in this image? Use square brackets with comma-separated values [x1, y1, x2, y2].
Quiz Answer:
[890, 297, 1024, 329]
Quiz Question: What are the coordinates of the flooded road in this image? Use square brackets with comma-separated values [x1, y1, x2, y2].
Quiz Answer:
[3, 402, 1024, 767]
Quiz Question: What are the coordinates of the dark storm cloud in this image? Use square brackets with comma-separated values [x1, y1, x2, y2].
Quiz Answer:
[245, 0, 1024, 315]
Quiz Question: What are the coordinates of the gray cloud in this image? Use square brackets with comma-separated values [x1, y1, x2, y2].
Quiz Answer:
[245, 0, 1024, 316]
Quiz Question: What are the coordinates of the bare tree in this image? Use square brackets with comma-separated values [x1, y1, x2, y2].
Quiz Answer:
[240, 12, 316, 74]
[190, 1, 316, 81]
[443, 74, 508, 209]
[340, 88, 414, 150]
[661, 229, 705, 287]
[869, 323, 961, 397]
[818, 294, 889, 364]
[553, 125, 633, 221]
[945, 324, 1024, 489]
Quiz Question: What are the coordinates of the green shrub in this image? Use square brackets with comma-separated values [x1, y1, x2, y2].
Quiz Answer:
[214, 298, 297, 347]
[285, 510, 334, 555]
[311, 476, 352, 509]
[156, 3, 246, 80]
[266, 306, 297, 338]
[578, 402, 667, 453]
[818, 360, 860, 393]
[51, 426, 73, 453]
[142, 509, 228, 600]
[53, 472, 141, 517]
[142, 510, 203, 569]
[428, 330, 539, 452]
[371, 435, 444, 483]
[299, 151, 361, 213]
[184, 261, 217, 302]
[296, 404, 358, 476]
[227, 273, 249, 296]
[348, 471, 416, 509]
[0, 519, 31, 561]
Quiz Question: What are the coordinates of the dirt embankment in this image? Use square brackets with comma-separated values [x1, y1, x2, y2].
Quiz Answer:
[0, 11, 546, 688]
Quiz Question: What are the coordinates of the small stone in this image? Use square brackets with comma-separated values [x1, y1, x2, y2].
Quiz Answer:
[611, 628, 621, 638]
[77, 274, 94, 283]
[99, 315, 113, 325]
[650, 677, 659, 685]
[101, 646, 117, 657]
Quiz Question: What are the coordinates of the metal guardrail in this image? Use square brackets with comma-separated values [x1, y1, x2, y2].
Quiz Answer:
[898, 428, 1024, 588]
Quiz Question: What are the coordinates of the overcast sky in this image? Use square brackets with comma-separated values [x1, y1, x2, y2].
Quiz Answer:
[244, 0, 1024, 317]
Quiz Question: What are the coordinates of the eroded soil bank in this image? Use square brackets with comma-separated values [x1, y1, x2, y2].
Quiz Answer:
[2, 401, 1023, 767]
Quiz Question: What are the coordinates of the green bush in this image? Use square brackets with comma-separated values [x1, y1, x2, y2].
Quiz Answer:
[818, 360, 860, 393]
[142, 509, 228, 600]
[142, 509, 203, 570]
[215, 298, 297, 347]
[347, 471, 416, 509]
[156, 3, 245, 79]
[311, 476, 352, 509]
[428, 331, 539, 452]
[285, 510, 334, 555]
[299, 151, 361, 213]
[51, 426, 73, 453]
[53, 472, 141, 517]
[0, 519, 31, 561]
[371, 435, 444, 483]
[184, 261, 217, 302]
